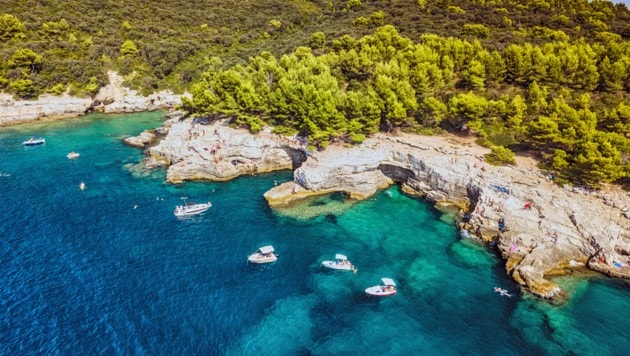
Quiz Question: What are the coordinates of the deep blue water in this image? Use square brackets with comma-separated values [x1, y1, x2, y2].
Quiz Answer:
[0, 112, 628, 354]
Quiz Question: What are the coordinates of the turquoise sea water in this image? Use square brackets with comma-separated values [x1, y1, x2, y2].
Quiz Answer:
[0, 112, 628, 354]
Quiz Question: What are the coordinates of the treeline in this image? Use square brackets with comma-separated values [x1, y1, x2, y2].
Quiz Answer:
[183, 26, 629, 186]
[0, 0, 327, 97]
[1, 0, 629, 98]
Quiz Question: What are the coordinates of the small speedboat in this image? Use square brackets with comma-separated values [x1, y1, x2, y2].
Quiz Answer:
[67, 151, 80, 159]
[248, 245, 278, 264]
[23, 137, 45, 146]
[79, 182, 86, 190]
[365, 278, 397, 297]
[174, 198, 211, 217]
[321, 254, 357, 273]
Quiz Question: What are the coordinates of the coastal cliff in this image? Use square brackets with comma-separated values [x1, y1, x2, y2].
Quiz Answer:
[132, 119, 630, 301]
[145, 118, 305, 183]
[0, 71, 184, 127]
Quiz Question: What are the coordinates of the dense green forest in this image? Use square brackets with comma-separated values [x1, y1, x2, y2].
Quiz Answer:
[1, 0, 629, 186]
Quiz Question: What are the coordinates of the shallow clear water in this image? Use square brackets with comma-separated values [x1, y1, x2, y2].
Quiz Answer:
[0, 112, 628, 354]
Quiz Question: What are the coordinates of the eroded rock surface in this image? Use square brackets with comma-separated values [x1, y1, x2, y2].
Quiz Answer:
[123, 130, 157, 148]
[146, 119, 305, 183]
[264, 133, 630, 300]
[0, 71, 185, 126]
[0, 93, 92, 126]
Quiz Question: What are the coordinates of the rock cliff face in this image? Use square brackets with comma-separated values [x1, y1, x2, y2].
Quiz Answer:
[264, 133, 630, 300]
[0, 71, 185, 127]
[145, 118, 306, 183]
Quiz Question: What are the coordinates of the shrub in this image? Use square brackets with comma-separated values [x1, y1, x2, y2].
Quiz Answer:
[447, 6, 465, 14]
[47, 83, 66, 95]
[309, 32, 326, 49]
[0, 14, 25, 42]
[120, 40, 138, 57]
[9, 78, 36, 98]
[485, 145, 516, 165]
[349, 133, 366, 143]
[462, 24, 490, 39]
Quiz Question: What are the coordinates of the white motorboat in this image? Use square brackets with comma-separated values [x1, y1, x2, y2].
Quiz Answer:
[365, 278, 397, 297]
[321, 254, 357, 272]
[174, 197, 211, 217]
[23, 137, 45, 146]
[248, 245, 278, 264]
[67, 151, 80, 159]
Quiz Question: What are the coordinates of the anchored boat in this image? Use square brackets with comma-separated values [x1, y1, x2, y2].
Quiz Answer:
[365, 278, 397, 297]
[248, 245, 278, 264]
[174, 197, 211, 217]
[23, 137, 45, 146]
[321, 254, 357, 273]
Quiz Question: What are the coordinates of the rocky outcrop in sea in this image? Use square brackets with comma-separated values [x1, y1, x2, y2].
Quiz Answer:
[131, 119, 630, 301]
[145, 118, 306, 183]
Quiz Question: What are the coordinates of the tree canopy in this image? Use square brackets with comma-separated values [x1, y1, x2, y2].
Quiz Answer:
[1, 0, 629, 98]
[184, 24, 630, 187]
[1, 0, 629, 186]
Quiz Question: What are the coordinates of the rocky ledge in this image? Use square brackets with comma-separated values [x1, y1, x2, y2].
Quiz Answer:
[145, 118, 306, 183]
[133, 119, 629, 301]
[0, 71, 185, 127]
[263, 133, 630, 300]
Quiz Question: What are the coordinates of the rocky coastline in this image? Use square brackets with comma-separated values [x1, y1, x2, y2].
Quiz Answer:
[129, 117, 630, 301]
[0, 71, 185, 127]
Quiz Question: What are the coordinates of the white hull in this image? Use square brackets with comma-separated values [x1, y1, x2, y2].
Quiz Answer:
[321, 261, 354, 271]
[174, 202, 211, 217]
[365, 286, 396, 297]
[67, 153, 80, 159]
[248, 254, 278, 264]
[23, 139, 45, 146]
